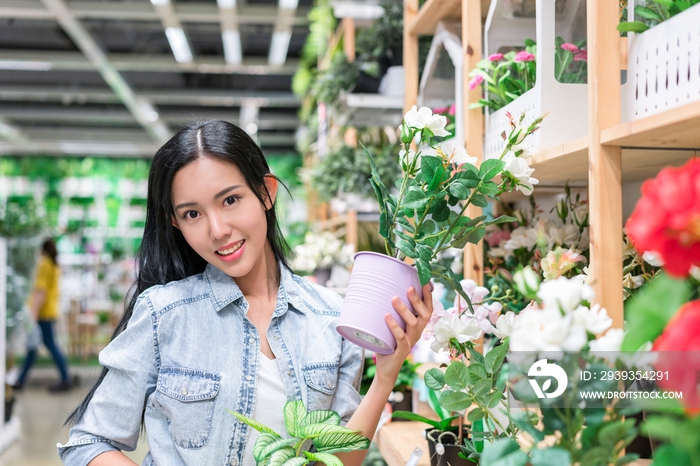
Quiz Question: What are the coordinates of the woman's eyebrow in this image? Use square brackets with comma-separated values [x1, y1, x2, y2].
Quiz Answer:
[174, 184, 243, 210]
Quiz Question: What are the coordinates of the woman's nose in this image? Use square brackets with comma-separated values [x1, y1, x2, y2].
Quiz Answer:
[208, 213, 231, 240]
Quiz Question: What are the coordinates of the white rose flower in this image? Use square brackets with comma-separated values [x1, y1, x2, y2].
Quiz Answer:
[589, 328, 624, 353]
[503, 153, 539, 195]
[430, 310, 483, 353]
[572, 304, 612, 334]
[642, 251, 665, 267]
[492, 311, 516, 339]
[546, 224, 580, 249]
[428, 139, 478, 165]
[504, 226, 539, 251]
[509, 307, 588, 357]
[487, 246, 510, 258]
[402, 106, 450, 137]
[537, 275, 594, 313]
[510, 141, 532, 158]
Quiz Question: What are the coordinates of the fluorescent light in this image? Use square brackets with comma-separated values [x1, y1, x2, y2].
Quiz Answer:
[268, 30, 291, 66]
[150, 0, 170, 5]
[165, 27, 193, 63]
[217, 0, 237, 8]
[0, 60, 52, 71]
[222, 30, 242, 64]
[279, 0, 298, 9]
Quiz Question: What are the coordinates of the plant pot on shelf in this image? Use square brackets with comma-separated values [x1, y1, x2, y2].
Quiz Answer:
[389, 388, 413, 420]
[335, 251, 425, 354]
[378, 44, 404, 78]
[426, 426, 470, 466]
[352, 71, 381, 94]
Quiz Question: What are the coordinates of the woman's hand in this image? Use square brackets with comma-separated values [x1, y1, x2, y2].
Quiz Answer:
[373, 283, 433, 389]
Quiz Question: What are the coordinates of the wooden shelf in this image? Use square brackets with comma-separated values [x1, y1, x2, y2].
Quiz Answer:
[408, 0, 461, 36]
[601, 100, 700, 149]
[377, 421, 431, 466]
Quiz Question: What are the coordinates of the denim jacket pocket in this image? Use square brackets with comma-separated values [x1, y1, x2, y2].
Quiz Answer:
[302, 362, 338, 411]
[154, 367, 221, 450]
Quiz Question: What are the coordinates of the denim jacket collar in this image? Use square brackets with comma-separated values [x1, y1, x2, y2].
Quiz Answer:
[203, 263, 307, 316]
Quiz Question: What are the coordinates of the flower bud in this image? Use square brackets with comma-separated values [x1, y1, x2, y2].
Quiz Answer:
[513, 267, 540, 299]
[555, 200, 568, 220]
[400, 123, 413, 144]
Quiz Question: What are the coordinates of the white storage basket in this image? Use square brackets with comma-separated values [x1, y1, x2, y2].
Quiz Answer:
[625, 2, 700, 121]
[483, 0, 588, 160]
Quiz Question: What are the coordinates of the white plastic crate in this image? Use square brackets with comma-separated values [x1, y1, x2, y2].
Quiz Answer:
[625, 2, 700, 121]
[483, 0, 588, 160]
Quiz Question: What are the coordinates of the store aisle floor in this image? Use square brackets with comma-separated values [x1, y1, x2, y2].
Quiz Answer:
[0, 367, 149, 466]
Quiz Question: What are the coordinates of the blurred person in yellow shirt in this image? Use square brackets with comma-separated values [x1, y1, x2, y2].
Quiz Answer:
[14, 238, 72, 392]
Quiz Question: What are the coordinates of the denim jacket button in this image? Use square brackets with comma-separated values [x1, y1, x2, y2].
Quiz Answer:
[230, 459, 238, 466]
[180, 388, 188, 396]
[248, 338, 254, 344]
[287, 370, 293, 376]
[274, 336, 280, 341]
[246, 375, 252, 381]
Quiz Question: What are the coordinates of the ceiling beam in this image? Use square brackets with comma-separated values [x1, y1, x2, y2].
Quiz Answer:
[0, 116, 38, 152]
[0, 50, 299, 75]
[0, 86, 301, 108]
[217, 0, 242, 65]
[0, 1, 311, 25]
[39, 0, 170, 143]
[0, 107, 299, 129]
[269, 0, 298, 66]
[149, 0, 194, 64]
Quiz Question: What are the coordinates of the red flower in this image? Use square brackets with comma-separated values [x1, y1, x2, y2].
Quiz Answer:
[625, 159, 700, 277]
[652, 300, 700, 413]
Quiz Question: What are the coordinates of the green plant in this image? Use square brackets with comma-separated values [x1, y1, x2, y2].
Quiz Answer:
[311, 53, 359, 104]
[391, 388, 459, 432]
[365, 106, 543, 308]
[229, 400, 370, 466]
[355, 0, 403, 64]
[364, 358, 420, 393]
[617, 0, 700, 33]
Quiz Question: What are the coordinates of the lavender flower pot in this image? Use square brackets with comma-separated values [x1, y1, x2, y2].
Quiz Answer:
[336, 251, 425, 354]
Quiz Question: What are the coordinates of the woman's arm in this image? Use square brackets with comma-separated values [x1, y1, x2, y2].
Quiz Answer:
[336, 284, 433, 466]
[88, 451, 138, 466]
[28, 289, 46, 320]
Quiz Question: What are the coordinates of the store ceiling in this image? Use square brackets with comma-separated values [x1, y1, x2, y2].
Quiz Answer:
[0, 0, 314, 157]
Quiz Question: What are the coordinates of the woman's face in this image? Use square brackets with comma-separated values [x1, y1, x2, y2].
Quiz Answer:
[170, 155, 275, 279]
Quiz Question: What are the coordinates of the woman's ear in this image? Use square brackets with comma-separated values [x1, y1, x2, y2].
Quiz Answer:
[263, 175, 278, 210]
[171, 214, 181, 230]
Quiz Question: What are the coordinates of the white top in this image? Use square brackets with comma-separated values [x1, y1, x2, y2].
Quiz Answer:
[242, 353, 288, 465]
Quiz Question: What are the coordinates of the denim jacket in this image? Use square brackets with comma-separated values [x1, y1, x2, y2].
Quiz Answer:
[58, 264, 364, 466]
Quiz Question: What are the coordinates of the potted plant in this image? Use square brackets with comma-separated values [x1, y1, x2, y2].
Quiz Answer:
[335, 106, 544, 354]
[290, 230, 354, 286]
[229, 399, 370, 465]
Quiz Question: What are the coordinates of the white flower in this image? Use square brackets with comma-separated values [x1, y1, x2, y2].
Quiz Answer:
[622, 273, 645, 290]
[503, 153, 538, 195]
[504, 226, 539, 251]
[429, 140, 478, 166]
[402, 106, 450, 137]
[487, 246, 510, 258]
[429, 309, 483, 353]
[492, 311, 516, 339]
[572, 304, 612, 334]
[510, 141, 532, 158]
[546, 224, 580, 249]
[573, 204, 588, 226]
[642, 251, 664, 267]
[537, 275, 594, 313]
[509, 307, 588, 357]
[622, 236, 637, 259]
[589, 328, 624, 353]
[291, 231, 354, 271]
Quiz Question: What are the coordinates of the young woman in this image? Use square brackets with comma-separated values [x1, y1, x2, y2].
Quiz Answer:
[58, 120, 433, 466]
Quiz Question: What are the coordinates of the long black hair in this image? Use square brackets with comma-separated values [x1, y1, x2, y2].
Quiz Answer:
[67, 120, 291, 425]
[42, 238, 58, 265]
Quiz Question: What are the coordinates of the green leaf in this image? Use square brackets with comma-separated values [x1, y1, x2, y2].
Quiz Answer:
[622, 272, 690, 351]
[378, 212, 390, 238]
[451, 226, 486, 249]
[598, 419, 637, 449]
[280, 458, 308, 466]
[480, 438, 528, 466]
[438, 390, 471, 412]
[479, 181, 499, 197]
[428, 164, 447, 192]
[299, 423, 357, 438]
[418, 219, 437, 237]
[485, 343, 508, 374]
[467, 408, 485, 422]
[416, 259, 432, 286]
[468, 347, 485, 365]
[472, 378, 492, 398]
[424, 368, 446, 391]
[616, 453, 641, 466]
[284, 400, 307, 437]
[396, 239, 417, 259]
[448, 181, 470, 200]
[479, 159, 506, 181]
[650, 445, 693, 466]
[403, 187, 428, 209]
[471, 193, 488, 208]
[396, 216, 415, 233]
[616, 21, 650, 33]
[305, 452, 344, 466]
[300, 410, 341, 427]
[634, 5, 663, 20]
[313, 431, 370, 453]
[391, 411, 440, 429]
[416, 244, 433, 265]
[227, 410, 280, 436]
[486, 215, 518, 226]
[529, 447, 571, 466]
[511, 412, 544, 443]
[421, 155, 442, 184]
[267, 447, 296, 466]
[486, 390, 503, 409]
[253, 433, 294, 462]
[444, 361, 471, 391]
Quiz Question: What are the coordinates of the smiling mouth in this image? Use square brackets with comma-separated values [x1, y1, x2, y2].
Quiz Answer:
[216, 240, 245, 256]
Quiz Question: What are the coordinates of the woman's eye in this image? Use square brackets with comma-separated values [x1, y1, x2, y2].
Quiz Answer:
[224, 196, 238, 206]
[184, 211, 198, 219]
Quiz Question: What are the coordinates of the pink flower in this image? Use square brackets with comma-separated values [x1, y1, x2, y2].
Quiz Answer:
[448, 104, 456, 116]
[468, 74, 484, 90]
[573, 50, 588, 62]
[488, 53, 504, 61]
[514, 50, 535, 62]
[432, 106, 448, 114]
[561, 43, 579, 53]
[486, 229, 511, 247]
